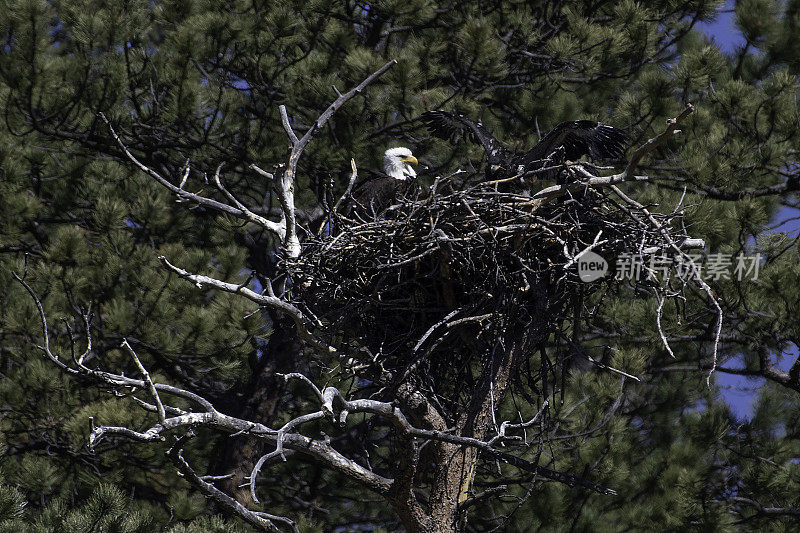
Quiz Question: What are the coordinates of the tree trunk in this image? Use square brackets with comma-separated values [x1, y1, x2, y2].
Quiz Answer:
[427, 293, 549, 532]
[427, 341, 516, 532]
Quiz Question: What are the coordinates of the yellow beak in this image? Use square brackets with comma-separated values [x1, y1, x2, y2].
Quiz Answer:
[402, 155, 418, 165]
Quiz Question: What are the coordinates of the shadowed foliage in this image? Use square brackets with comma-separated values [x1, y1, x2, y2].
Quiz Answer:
[2, 0, 800, 531]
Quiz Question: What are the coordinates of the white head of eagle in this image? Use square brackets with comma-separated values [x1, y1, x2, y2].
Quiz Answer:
[383, 147, 418, 180]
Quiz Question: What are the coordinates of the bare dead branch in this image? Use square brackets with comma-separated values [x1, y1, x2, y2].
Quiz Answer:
[333, 158, 359, 214]
[121, 338, 166, 424]
[168, 442, 292, 533]
[276, 60, 397, 257]
[178, 160, 190, 189]
[610, 183, 722, 383]
[279, 372, 324, 401]
[99, 113, 285, 238]
[279, 105, 300, 146]
[249, 163, 275, 181]
[622, 104, 695, 177]
[12, 272, 80, 375]
[731, 496, 800, 519]
[292, 60, 397, 158]
[101, 62, 396, 261]
[157, 255, 335, 355]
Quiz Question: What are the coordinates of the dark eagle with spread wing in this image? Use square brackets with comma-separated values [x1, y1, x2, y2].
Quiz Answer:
[343, 147, 419, 220]
[421, 110, 627, 182]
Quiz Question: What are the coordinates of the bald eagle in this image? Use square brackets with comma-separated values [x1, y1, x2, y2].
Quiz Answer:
[343, 147, 419, 219]
[421, 110, 626, 182]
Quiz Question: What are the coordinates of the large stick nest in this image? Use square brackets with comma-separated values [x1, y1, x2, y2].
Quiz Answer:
[290, 172, 695, 412]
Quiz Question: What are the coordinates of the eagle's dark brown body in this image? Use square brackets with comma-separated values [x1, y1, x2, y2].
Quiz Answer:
[344, 172, 418, 220]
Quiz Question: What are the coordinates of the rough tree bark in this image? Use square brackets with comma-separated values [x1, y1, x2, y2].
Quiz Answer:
[426, 291, 550, 532]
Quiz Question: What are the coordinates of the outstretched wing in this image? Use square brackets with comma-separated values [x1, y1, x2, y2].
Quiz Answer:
[420, 110, 511, 168]
[525, 120, 627, 163]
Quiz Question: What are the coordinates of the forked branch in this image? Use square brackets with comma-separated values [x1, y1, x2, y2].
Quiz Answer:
[157, 255, 336, 355]
[255, 59, 397, 257]
[102, 60, 397, 259]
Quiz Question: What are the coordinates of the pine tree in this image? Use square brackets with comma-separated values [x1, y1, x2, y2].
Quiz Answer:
[1, 0, 800, 531]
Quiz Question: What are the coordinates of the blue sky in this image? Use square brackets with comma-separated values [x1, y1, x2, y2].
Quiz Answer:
[697, 1, 798, 419]
[697, 1, 745, 54]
